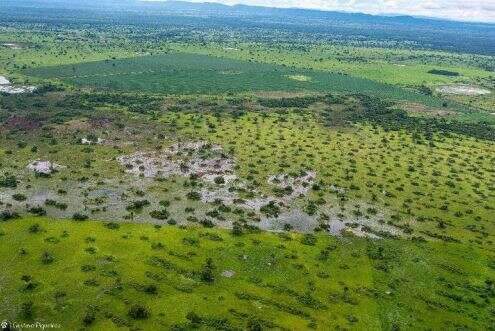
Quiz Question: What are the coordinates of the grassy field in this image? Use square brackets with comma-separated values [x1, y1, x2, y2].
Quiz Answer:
[173, 43, 494, 88]
[1, 16, 494, 331]
[0, 217, 493, 330]
[172, 43, 495, 112]
[25, 52, 451, 107]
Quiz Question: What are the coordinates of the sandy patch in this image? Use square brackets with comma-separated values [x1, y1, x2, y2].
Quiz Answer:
[27, 160, 64, 175]
[436, 85, 491, 96]
[268, 171, 316, 202]
[327, 219, 347, 235]
[221, 270, 235, 278]
[201, 171, 316, 213]
[2, 43, 22, 49]
[0, 86, 37, 94]
[327, 217, 401, 239]
[0, 76, 10, 85]
[118, 141, 234, 179]
[259, 209, 317, 232]
[81, 137, 104, 145]
[0, 75, 36, 94]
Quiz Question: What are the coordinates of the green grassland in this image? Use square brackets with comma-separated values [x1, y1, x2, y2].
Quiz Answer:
[0, 217, 493, 330]
[173, 43, 494, 89]
[172, 43, 495, 112]
[0, 30, 140, 72]
[25, 52, 450, 108]
[1, 23, 495, 331]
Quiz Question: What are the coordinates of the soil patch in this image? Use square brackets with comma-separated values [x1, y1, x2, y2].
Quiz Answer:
[3, 116, 42, 131]
[118, 141, 234, 179]
[0, 75, 36, 94]
[27, 160, 64, 175]
[402, 102, 456, 117]
[436, 85, 491, 96]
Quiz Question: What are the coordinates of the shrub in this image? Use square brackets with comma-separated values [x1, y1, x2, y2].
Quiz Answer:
[28, 206, 46, 216]
[301, 234, 317, 246]
[82, 311, 96, 326]
[200, 218, 215, 228]
[104, 222, 120, 230]
[231, 222, 243, 236]
[150, 209, 169, 220]
[200, 258, 216, 283]
[81, 264, 96, 272]
[247, 318, 263, 331]
[0, 210, 19, 221]
[0, 175, 17, 188]
[20, 301, 34, 319]
[186, 191, 201, 201]
[72, 213, 88, 221]
[186, 311, 202, 325]
[41, 252, 55, 264]
[12, 193, 27, 201]
[304, 201, 318, 215]
[159, 200, 170, 207]
[128, 305, 150, 320]
[28, 224, 42, 233]
[260, 201, 280, 218]
[45, 199, 68, 210]
[126, 199, 150, 211]
[214, 176, 225, 185]
[143, 284, 158, 295]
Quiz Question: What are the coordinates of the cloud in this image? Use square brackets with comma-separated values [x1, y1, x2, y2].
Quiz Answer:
[167, 0, 495, 23]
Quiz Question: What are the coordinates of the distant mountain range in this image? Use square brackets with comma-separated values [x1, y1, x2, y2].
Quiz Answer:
[3, 0, 494, 26]
[2, 0, 494, 55]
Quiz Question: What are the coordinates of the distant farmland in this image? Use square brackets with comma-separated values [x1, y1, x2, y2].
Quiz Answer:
[27, 52, 443, 104]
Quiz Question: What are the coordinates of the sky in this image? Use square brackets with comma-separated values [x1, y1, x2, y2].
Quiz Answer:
[163, 0, 495, 23]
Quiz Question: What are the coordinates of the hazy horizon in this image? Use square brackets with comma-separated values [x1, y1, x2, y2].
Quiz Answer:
[143, 0, 495, 23]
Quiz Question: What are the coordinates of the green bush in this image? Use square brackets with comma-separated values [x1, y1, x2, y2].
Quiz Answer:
[128, 305, 150, 320]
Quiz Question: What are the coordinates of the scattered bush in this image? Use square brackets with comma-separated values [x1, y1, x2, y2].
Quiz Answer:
[41, 252, 55, 264]
[150, 209, 169, 220]
[186, 191, 201, 201]
[104, 222, 120, 230]
[82, 311, 96, 326]
[28, 206, 46, 216]
[12, 193, 27, 201]
[126, 200, 150, 211]
[0, 175, 17, 188]
[260, 201, 280, 218]
[200, 258, 215, 283]
[20, 301, 34, 319]
[128, 305, 150, 320]
[28, 223, 42, 233]
[72, 213, 88, 221]
[0, 210, 19, 221]
[301, 234, 317, 246]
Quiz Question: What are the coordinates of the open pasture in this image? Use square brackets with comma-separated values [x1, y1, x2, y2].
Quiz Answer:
[0, 217, 493, 330]
[26, 52, 448, 107]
